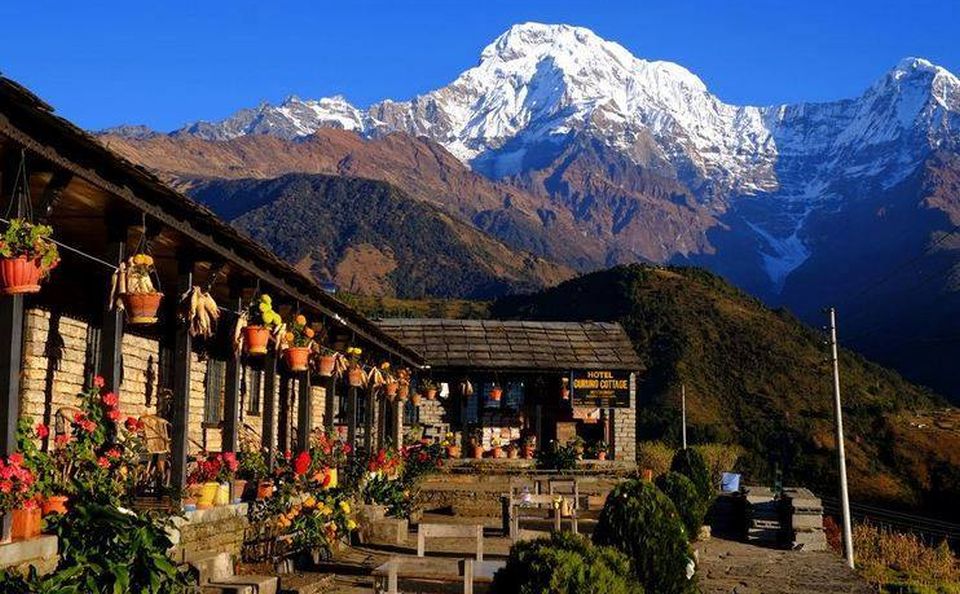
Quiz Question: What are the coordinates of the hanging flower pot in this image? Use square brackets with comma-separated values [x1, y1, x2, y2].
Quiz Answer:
[122, 291, 164, 324]
[348, 366, 364, 388]
[41, 495, 69, 516]
[424, 388, 437, 401]
[318, 354, 336, 377]
[384, 381, 399, 401]
[283, 346, 310, 371]
[410, 392, 422, 406]
[243, 325, 271, 355]
[11, 504, 41, 540]
[490, 386, 503, 402]
[560, 386, 570, 400]
[0, 256, 44, 295]
[397, 383, 410, 401]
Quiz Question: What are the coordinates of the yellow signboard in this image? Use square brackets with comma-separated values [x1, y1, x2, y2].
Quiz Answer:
[570, 370, 631, 407]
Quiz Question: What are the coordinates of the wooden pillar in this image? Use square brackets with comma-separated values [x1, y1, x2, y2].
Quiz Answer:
[324, 375, 336, 431]
[221, 294, 243, 454]
[262, 348, 278, 468]
[98, 224, 127, 394]
[392, 400, 403, 448]
[377, 392, 387, 448]
[170, 259, 194, 499]
[0, 292, 24, 542]
[365, 387, 376, 454]
[296, 370, 311, 452]
[277, 373, 291, 454]
[346, 386, 358, 455]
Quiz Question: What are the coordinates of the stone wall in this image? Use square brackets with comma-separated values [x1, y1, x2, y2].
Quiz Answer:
[168, 504, 248, 563]
[19, 307, 327, 454]
[612, 387, 636, 462]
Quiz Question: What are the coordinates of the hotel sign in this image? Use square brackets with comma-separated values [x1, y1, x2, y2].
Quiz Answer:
[570, 370, 632, 408]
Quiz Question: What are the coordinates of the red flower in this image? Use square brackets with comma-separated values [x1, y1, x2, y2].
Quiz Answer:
[8, 453, 23, 467]
[106, 408, 121, 422]
[93, 376, 105, 388]
[106, 448, 121, 460]
[284, 450, 293, 461]
[54, 434, 70, 447]
[343, 444, 352, 454]
[97, 457, 109, 468]
[35, 423, 49, 439]
[80, 419, 96, 433]
[74, 412, 85, 424]
[321, 470, 332, 488]
[293, 451, 311, 476]
[102, 392, 119, 407]
[0, 480, 11, 494]
[124, 417, 139, 432]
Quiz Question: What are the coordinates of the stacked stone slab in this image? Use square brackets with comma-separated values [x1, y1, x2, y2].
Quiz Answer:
[781, 488, 827, 551]
[743, 487, 782, 546]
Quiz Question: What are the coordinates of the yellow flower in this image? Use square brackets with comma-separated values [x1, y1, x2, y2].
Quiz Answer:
[304, 328, 315, 339]
[259, 303, 269, 313]
[295, 314, 307, 326]
[346, 519, 357, 531]
[284, 332, 295, 343]
[303, 496, 316, 509]
[339, 500, 351, 514]
[260, 294, 272, 305]
[142, 255, 154, 267]
[319, 505, 332, 516]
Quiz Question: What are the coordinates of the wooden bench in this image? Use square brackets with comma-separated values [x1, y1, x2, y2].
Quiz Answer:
[372, 557, 504, 594]
[417, 523, 484, 561]
[501, 492, 578, 541]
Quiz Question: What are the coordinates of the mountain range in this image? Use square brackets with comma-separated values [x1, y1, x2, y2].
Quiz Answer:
[100, 23, 960, 400]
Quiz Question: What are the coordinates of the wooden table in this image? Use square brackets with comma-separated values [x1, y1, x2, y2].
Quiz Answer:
[372, 557, 505, 594]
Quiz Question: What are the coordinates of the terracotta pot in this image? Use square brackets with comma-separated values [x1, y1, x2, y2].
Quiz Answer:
[318, 355, 336, 377]
[11, 505, 41, 540]
[197, 482, 219, 509]
[348, 367, 364, 388]
[0, 256, 44, 295]
[490, 387, 502, 401]
[243, 325, 271, 355]
[506, 446, 518, 459]
[122, 292, 163, 324]
[232, 479, 247, 504]
[641, 468, 654, 483]
[283, 346, 310, 371]
[445, 445, 461, 459]
[560, 387, 570, 400]
[41, 495, 69, 516]
[423, 388, 437, 401]
[597, 451, 607, 461]
[385, 382, 399, 398]
[256, 480, 274, 500]
[397, 384, 410, 400]
[522, 446, 535, 459]
[411, 392, 422, 406]
[491, 446, 502, 459]
[471, 445, 484, 459]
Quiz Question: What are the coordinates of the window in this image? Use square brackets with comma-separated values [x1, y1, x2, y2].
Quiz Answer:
[204, 359, 226, 425]
[403, 398, 419, 425]
[503, 381, 525, 411]
[244, 366, 262, 416]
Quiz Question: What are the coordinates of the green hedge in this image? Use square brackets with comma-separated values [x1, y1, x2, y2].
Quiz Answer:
[492, 532, 643, 594]
[671, 447, 713, 503]
[656, 471, 707, 539]
[593, 479, 696, 594]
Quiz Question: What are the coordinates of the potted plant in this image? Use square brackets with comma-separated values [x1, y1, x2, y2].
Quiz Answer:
[506, 441, 519, 459]
[188, 453, 224, 509]
[281, 314, 315, 371]
[410, 390, 422, 406]
[560, 377, 570, 401]
[396, 368, 411, 401]
[589, 440, 609, 461]
[490, 435, 504, 459]
[568, 436, 586, 460]
[469, 428, 484, 460]
[0, 218, 59, 294]
[441, 432, 460, 459]
[0, 451, 40, 540]
[381, 363, 399, 400]
[237, 447, 269, 501]
[242, 294, 281, 355]
[521, 435, 537, 459]
[318, 350, 338, 377]
[310, 428, 350, 490]
[112, 252, 163, 324]
[421, 379, 438, 401]
[346, 347, 365, 387]
[489, 384, 503, 402]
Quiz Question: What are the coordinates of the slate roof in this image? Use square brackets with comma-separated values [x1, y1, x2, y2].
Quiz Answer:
[376, 319, 643, 371]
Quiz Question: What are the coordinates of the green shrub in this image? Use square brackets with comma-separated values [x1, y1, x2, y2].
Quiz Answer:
[593, 479, 696, 594]
[492, 532, 642, 594]
[671, 447, 713, 503]
[536, 440, 578, 471]
[656, 471, 707, 539]
[693, 444, 743, 488]
[636, 441, 675, 477]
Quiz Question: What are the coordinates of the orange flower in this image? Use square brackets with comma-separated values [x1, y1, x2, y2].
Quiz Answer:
[284, 331, 295, 343]
[304, 328, 315, 339]
[295, 314, 307, 326]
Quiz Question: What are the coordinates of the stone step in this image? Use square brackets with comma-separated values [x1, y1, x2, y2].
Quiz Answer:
[201, 584, 253, 594]
[211, 575, 278, 594]
[186, 551, 234, 584]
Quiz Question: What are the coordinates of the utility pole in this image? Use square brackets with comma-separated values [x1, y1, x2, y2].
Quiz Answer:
[827, 307, 855, 569]
[681, 383, 687, 450]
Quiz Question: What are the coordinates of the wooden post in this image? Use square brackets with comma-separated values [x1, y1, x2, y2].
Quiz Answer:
[98, 224, 127, 394]
[221, 294, 243, 454]
[262, 348, 278, 468]
[365, 387, 376, 454]
[392, 399, 403, 448]
[277, 372, 291, 454]
[0, 292, 24, 542]
[170, 259, 194, 500]
[296, 369, 311, 452]
[346, 386, 358, 455]
[324, 375, 336, 431]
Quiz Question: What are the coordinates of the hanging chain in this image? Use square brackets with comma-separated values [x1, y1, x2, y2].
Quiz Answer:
[4, 149, 34, 221]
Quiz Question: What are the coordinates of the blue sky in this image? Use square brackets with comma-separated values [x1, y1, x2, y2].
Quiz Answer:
[2, 0, 958, 131]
